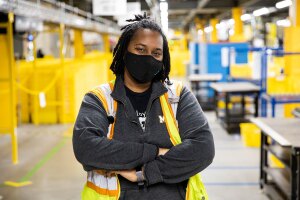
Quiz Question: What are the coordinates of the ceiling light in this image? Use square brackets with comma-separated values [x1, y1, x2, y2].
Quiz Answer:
[253, 7, 270, 17]
[160, 2, 168, 34]
[228, 19, 235, 25]
[0, 0, 5, 6]
[204, 26, 213, 33]
[241, 14, 252, 21]
[276, 0, 292, 9]
[160, 2, 168, 12]
[276, 19, 291, 27]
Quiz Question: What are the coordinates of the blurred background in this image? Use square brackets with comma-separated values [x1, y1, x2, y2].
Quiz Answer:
[1, 0, 300, 199]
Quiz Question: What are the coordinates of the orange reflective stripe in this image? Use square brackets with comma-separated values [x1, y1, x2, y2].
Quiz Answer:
[109, 80, 115, 91]
[84, 82, 121, 200]
[186, 183, 190, 200]
[89, 88, 109, 113]
[87, 181, 119, 197]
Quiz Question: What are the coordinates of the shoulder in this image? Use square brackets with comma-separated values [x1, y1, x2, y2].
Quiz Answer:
[164, 79, 193, 99]
[89, 82, 114, 96]
[163, 79, 184, 97]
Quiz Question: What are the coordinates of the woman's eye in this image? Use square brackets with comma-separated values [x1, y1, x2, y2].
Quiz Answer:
[153, 52, 161, 57]
[136, 48, 145, 53]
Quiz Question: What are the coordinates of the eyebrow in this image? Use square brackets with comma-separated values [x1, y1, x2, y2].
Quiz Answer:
[134, 43, 162, 51]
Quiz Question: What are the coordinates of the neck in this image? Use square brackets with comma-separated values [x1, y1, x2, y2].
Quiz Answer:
[123, 69, 151, 93]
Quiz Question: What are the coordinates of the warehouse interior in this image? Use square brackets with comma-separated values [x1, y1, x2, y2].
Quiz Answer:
[1, 0, 300, 199]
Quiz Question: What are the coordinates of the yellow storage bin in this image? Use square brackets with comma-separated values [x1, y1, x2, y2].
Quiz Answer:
[217, 101, 233, 109]
[240, 123, 261, 147]
[284, 103, 300, 118]
[230, 64, 252, 79]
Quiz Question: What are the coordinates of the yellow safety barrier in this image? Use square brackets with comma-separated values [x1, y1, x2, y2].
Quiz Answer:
[2, 51, 113, 125]
[61, 51, 113, 123]
[170, 50, 190, 77]
[240, 123, 261, 148]
[0, 13, 19, 164]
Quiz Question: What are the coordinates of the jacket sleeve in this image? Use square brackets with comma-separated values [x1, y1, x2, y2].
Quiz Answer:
[72, 93, 158, 171]
[143, 86, 215, 185]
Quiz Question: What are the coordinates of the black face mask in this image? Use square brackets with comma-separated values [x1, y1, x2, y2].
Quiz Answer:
[124, 51, 163, 84]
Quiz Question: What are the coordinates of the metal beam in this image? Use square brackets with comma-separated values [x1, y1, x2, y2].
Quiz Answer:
[169, 8, 218, 16]
[181, 0, 211, 28]
[168, 1, 198, 10]
[0, 0, 120, 35]
[240, 0, 263, 7]
[216, 0, 280, 20]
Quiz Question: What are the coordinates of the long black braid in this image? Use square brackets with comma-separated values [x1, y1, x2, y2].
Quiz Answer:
[110, 13, 171, 84]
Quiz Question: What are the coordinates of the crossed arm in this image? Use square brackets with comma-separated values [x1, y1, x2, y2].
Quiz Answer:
[73, 88, 214, 185]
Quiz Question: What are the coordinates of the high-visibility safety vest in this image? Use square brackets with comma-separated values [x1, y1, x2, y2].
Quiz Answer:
[81, 80, 209, 200]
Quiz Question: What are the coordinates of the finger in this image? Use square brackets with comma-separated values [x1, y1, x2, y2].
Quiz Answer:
[95, 170, 107, 176]
[106, 171, 117, 177]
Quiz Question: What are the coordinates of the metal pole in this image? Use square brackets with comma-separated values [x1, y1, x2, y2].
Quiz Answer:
[7, 12, 18, 164]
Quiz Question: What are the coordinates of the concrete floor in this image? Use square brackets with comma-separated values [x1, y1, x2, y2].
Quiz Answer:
[0, 111, 270, 200]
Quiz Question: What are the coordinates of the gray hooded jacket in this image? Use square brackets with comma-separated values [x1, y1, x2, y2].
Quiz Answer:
[73, 76, 215, 200]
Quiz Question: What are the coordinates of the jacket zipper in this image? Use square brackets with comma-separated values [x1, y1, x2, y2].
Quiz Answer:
[144, 94, 161, 133]
[113, 97, 142, 130]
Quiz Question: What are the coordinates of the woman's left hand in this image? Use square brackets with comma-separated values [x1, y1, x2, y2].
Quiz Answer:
[108, 170, 137, 182]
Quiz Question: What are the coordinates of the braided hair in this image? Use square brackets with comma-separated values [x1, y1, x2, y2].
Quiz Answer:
[110, 13, 171, 84]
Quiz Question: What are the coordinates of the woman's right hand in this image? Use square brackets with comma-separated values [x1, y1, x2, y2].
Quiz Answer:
[158, 148, 169, 156]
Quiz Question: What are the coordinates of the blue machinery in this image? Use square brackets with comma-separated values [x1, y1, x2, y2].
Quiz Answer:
[190, 42, 249, 81]
[190, 42, 300, 117]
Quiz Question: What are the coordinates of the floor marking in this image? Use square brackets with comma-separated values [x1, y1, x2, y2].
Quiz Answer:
[3, 127, 72, 188]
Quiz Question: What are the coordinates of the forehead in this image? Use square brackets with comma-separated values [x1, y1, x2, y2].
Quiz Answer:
[130, 28, 163, 48]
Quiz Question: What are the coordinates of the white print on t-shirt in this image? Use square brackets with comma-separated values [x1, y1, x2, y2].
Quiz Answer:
[136, 111, 146, 131]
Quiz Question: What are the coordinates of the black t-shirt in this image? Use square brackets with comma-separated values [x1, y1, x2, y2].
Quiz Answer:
[125, 85, 152, 131]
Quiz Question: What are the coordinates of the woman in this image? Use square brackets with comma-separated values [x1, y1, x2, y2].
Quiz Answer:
[73, 13, 215, 200]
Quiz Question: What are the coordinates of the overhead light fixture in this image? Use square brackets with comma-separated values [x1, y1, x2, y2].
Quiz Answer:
[160, 1, 168, 12]
[204, 26, 213, 33]
[160, 2, 168, 34]
[0, 0, 5, 6]
[253, 7, 270, 17]
[216, 22, 227, 29]
[276, 19, 291, 27]
[228, 19, 235, 25]
[276, 0, 292, 9]
[241, 14, 252, 21]
[220, 21, 226, 27]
